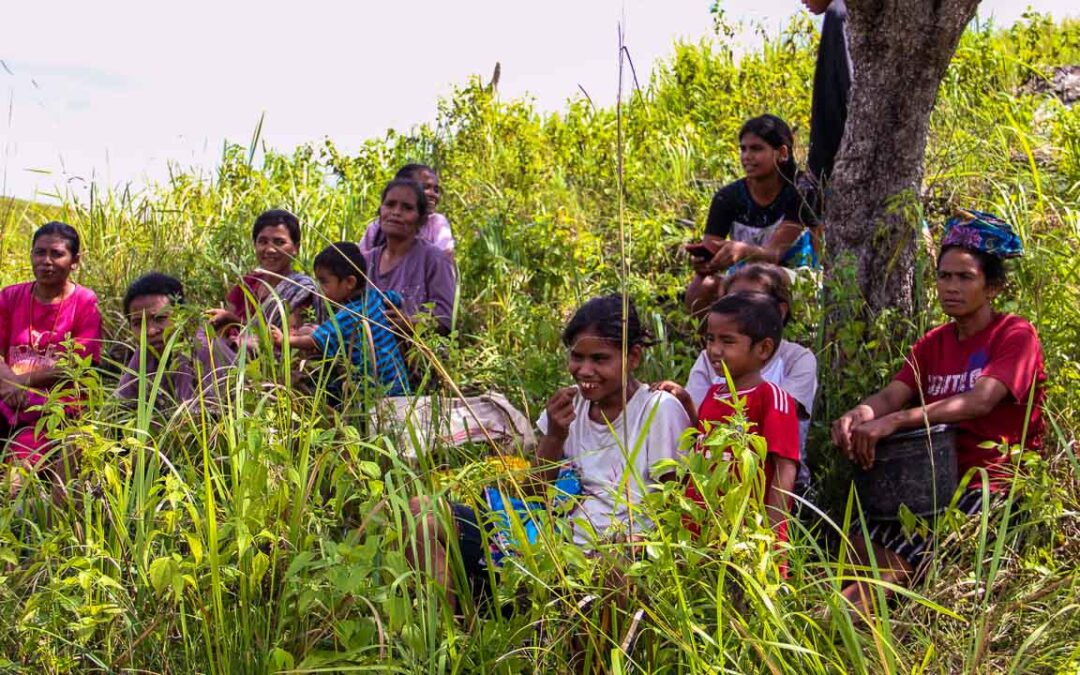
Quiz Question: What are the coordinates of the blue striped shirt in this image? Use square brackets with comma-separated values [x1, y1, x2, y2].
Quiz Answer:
[310, 288, 410, 397]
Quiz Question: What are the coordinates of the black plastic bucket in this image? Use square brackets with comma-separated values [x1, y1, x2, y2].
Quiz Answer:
[853, 425, 958, 520]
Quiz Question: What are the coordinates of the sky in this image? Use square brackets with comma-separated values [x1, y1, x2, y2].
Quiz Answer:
[2, 0, 1075, 202]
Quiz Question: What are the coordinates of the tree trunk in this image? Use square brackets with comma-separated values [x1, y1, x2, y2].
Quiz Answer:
[826, 0, 980, 312]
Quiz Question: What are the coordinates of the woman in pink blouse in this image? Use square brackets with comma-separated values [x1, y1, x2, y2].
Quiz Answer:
[0, 222, 102, 468]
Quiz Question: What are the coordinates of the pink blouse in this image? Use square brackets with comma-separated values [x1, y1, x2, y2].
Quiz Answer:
[0, 281, 101, 463]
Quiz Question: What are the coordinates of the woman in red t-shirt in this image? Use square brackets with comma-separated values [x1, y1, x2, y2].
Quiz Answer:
[831, 210, 1043, 615]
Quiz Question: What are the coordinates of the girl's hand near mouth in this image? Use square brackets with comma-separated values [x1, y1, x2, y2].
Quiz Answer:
[545, 387, 577, 440]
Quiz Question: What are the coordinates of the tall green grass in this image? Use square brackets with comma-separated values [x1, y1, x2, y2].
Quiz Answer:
[0, 12, 1078, 673]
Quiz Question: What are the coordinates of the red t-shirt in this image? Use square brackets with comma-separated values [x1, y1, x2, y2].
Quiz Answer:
[894, 313, 1045, 486]
[685, 381, 801, 542]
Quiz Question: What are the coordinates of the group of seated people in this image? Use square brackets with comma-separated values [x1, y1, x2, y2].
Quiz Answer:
[0, 162, 458, 463]
[405, 112, 1045, 617]
[0, 118, 1047, 620]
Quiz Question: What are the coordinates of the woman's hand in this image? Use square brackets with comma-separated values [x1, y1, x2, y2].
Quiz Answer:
[831, 404, 874, 458]
[849, 414, 900, 470]
[690, 255, 717, 277]
[206, 308, 241, 333]
[0, 376, 26, 411]
[269, 326, 284, 347]
[651, 380, 696, 421]
[712, 240, 754, 269]
[545, 387, 577, 440]
[384, 305, 414, 337]
[761, 221, 805, 265]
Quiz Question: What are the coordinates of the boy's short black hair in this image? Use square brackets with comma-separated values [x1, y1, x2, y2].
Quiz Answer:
[313, 242, 367, 285]
[124, 272, 184, 314]
[709, 291, 783, 356]
[252, 209, 301, 245]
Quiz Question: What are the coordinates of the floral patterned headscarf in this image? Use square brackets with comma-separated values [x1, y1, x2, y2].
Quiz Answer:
[941, 209, 1024, 259]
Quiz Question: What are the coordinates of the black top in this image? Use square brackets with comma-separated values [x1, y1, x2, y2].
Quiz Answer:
[704, 179, 820, 248]
[807, 0, 851, 182]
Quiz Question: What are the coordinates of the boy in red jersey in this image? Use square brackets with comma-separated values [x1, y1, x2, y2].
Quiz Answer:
[659, 291, 800, 543]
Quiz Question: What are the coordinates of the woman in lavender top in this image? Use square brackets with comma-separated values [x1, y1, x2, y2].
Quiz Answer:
[365, 179, 457, 335]
[359, 164, 455, 261]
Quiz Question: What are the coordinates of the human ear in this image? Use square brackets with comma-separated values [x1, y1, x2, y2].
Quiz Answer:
[755, 337, 775, 362]
[626, 344, 643, 371]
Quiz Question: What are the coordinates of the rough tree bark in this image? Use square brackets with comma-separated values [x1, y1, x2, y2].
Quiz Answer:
[826, 0, 981, 312]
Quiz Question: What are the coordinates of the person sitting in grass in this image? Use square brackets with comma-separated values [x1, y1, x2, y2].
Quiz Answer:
[271, 242, 411, 399]
[0, 222, 102, 470]
[685, 114, 820, 318]
[208, 209, 321, 338]
[684, 263, 817, 494]
[365, 179, 457, 336]
[359, 163, 455, 262]
[406, 295, 690, 613]
[656, 292, 801, 553]
[831, 210, 1045, 617]
[117, 272, 236, 410]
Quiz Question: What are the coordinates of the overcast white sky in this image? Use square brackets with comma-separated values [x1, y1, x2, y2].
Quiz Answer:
[2, 0, 1074, 201]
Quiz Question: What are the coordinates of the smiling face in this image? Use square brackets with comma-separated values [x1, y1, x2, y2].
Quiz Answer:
[413, 169, 441, 212]
[314, 266, 359, 305]
[128, 294, 174, 352]
[936, 248, 997, 319]
[31, 234, 79, 288]
[254, 223, 298, 276]
[379, 185, 423, 241]
[739, 132, 788, 181]
[704, 311, 773, 383]
[566, 330, 641, 408]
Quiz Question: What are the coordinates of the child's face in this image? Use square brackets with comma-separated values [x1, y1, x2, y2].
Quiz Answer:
[567, 330, 641, 406]
[704, 312, 773, 383]
[128, 294, 174, 352]
[739, 132, 788, 181]
[254, 224, 298, 276]
[414, 169, 441, 212]
[314, 266, 358, 305]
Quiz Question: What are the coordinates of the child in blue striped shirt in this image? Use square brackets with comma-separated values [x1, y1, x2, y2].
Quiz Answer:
[272, 242, 411, 398]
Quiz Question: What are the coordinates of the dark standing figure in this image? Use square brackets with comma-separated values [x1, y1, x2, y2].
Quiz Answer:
[805, 0, 851, 185]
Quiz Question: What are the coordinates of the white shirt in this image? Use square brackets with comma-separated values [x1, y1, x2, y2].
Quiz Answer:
[538, 385, 690, 545]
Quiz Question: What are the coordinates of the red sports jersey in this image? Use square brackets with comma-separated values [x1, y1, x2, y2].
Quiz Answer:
[685, 381, 801, 543]
[894, 313, 1045, 488]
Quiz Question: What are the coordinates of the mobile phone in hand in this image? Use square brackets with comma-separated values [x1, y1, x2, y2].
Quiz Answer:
[685, 241, 717, 261]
